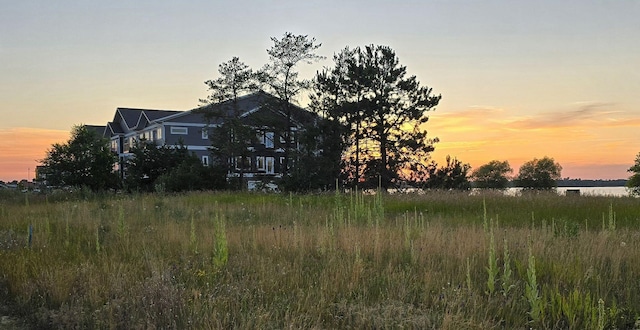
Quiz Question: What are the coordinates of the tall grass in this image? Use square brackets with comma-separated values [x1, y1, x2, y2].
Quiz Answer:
[0, 190, 639, 328]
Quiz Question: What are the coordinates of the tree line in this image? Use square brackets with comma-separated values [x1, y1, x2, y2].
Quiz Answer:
[38, 32, 640, 195]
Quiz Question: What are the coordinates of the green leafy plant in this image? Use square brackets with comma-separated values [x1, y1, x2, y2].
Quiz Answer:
[501, 236, 514, 296]
[525, 241, 541, 324]
[212, 212, 228, 270]
[486, 228, 498, 295]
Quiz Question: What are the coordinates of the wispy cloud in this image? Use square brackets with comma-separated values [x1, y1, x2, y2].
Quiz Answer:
[432, 102, 637, 134]
[429, 102, 639, 179]
[508, 102, 619, 129]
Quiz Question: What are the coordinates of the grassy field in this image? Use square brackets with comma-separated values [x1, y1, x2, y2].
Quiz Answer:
[1, 189, 639, 329]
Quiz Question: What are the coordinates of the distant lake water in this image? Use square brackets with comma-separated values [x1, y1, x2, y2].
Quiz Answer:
[506, 186, 631, 197]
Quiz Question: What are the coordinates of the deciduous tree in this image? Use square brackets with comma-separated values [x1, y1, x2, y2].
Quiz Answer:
[124, 141, 226, 192]
[124, 141, 192, 192]
[155, 155, 227, 193]
[516, 157, 562, 190]
[626, 152, 640, 196]
[40, 125, 118, 191]
[471, 160, 513, 190]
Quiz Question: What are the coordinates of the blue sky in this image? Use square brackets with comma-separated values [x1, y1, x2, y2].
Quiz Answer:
[1, 1, 639, 180]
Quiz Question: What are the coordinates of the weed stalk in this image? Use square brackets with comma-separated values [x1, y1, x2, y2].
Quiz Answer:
[501, 235, 513, 297]
[486, 228, 498, 295]
[525, 239, 541, 324]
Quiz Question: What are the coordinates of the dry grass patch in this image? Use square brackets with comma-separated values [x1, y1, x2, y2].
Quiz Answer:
[0, 191, 639, 328]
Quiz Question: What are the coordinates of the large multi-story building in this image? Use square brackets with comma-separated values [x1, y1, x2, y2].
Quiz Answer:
[97, 91, 317, 189]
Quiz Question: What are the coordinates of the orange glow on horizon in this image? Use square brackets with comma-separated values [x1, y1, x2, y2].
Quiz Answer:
[428, 103, 639, 180]
[0, 128, 69, 182]
[1, 103, 637, 183]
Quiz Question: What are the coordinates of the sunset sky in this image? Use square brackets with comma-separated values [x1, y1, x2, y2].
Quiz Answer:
[1, 1, 639, 182]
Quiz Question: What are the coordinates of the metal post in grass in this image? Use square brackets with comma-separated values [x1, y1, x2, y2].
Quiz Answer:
[95, 226, 100, 253]
[482, 198, 488, 232]
[28, 224, 33, 248]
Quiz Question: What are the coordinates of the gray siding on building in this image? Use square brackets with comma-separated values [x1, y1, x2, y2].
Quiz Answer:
[163, 124, 211, 147]
[93, 91, 319, 189]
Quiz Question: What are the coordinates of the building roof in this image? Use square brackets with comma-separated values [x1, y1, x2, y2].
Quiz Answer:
[143, 110, 182, 122]
[192, 90, 316, 127]
[84, 125, 107, 137]
[115, 108, 144, 131]
[105, 122, 124, 136]
[106, 108, 182, 136]
[96, 91, 318, 137]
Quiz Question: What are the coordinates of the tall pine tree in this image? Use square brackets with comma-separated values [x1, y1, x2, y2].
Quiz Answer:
[312, 45, 441, 189]
[199, 57, 258, 189]
[259, 32, 323, 175]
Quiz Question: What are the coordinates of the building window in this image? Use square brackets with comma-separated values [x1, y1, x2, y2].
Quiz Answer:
[279, 131, 295, 144]
[202, 128, 208, 139]
[170, 127, 188, 135]
[256, 156, 265, 171]
[235, 156, 251, 170]
[110, 140, 119, 153]
[257, 131, 275, 148]
[202, 156, 209, 166]
[266, 157, 275, 174]
[265, 132, 274, 148]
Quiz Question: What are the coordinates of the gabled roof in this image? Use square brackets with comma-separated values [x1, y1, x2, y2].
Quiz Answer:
[105, 122, 124, 136]
[114, 108, 144, 131]
[85, 125, 107, 137]
[136, 110, 182, 129]
[197, 90, 274, 117]
[109, 108, 182, 134]
[143, 110, 182, 122]
[153, 92, 264, 125]
[186, 90, 316, 127]
[95, 91, 318, 138]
